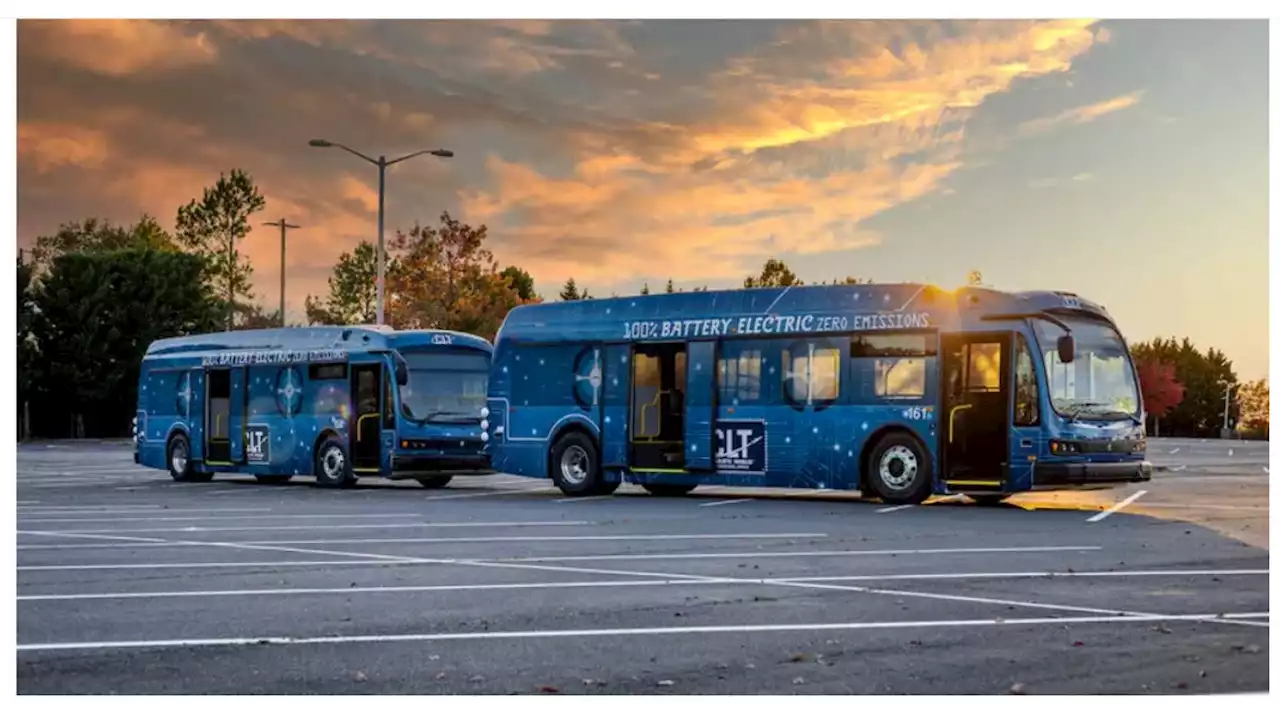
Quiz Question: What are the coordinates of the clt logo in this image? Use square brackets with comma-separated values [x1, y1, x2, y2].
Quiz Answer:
[431, 334, 455, 345]
[246, 430, 268, 456]
[716, 428, 757, 459]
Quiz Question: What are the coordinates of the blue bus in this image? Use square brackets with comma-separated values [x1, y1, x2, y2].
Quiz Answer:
[481, 283, 1151, 504]
[134, 325, 493, 488]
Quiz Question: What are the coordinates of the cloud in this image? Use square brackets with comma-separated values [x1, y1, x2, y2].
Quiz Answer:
[1018, 90, 1144, 136]
[19, 19, 217, 77]
[17, 19, 1112, 305]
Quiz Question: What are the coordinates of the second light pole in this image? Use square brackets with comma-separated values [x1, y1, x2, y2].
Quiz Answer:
[308, 138, 454, 326]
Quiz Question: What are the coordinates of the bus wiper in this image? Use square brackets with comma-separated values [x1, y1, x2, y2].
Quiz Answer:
[424, 411, 481, 424]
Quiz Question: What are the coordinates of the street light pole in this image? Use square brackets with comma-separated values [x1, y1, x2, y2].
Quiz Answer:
[264, 218, 301, 325]
[1220, 379, 1238, 439]
[308, 139, 453, 326]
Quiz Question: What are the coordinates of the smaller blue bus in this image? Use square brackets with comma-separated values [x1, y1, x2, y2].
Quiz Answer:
[134, 325, 493, 488]
[481, 283, 1150, 504]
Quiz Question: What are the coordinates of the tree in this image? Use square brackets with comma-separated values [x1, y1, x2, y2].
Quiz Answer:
[1131, 337, 1238, 437]
[29, 215, 178, 272]
[306, 241, 381, 326]
[1236, 378, 1269, 439]
[30, 249, 221, 438]
[385, 211, 534, 340]
[665, 279, 675, 294]
[640, 282, 650, 295]
[174, 169, 266, 330]
[743, 258, 802, 288]
[560, 278, 590, 301]
[501, 266, 537, 301]
[17, 253, 38, 438]
[1134, 358, 1185, 436]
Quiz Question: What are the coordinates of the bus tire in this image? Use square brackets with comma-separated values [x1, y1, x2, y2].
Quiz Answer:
[255, 474, 292, 484]
[550, 431, 602, 496]
[416, 475, 453, 489]
[166, 433, 200, 482]
[314, 437, 356, 488]
[642, 483, 695, 497]
[866, 432, 932, 505]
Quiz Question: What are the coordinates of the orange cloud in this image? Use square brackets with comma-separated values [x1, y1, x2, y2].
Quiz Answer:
[17, 123, 110, 173]
[1018, 90, 1144, 136]
[20, 20, 216, 77]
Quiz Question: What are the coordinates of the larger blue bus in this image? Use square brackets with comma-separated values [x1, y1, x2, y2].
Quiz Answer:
[481, 283, 1151, 504]
[134, 325, 493, 488]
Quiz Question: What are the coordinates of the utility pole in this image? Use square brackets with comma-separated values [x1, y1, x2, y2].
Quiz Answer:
[1220, 378, 1238, 439]
[264, 219, 301, 326]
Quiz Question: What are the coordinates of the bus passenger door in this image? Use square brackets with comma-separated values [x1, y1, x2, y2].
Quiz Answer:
[204, 369, 232, 465]
[351, 363, 383, 473]
[683, 341, 715, 472]
[939, 333, 1011, 488]
[600, 343, 631, 468]
[228, 367, 247, 463]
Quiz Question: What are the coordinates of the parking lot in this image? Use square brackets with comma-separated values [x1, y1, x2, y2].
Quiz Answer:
[15, 438, 1270, 695]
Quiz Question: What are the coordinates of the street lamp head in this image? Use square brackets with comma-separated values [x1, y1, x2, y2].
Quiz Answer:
[431, 149, 454, 158]
[308, 139, 333, 148]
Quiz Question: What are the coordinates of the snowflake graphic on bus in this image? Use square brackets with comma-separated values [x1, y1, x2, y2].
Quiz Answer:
[572, 347, 603, 410]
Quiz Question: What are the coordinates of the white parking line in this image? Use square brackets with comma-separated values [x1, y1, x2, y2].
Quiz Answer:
[1170, 447, 1180, 454]
[18, 512, 424, 525]
[19, 568, 1265, 603]
[16, 544, 1102, 572]
[19, 532, 823, 551]
[554, 494, 613, 503]
[876, 505, 912, 514]
[16, 612, 1270, 652]
[699, 498, 754, 507]
[16, 519, 597, 536]
[1264, 466, 1270, 474]
[1086, 490, 1147, 523]
[17, 505, 166, 514]
[423, 488, 559, 501]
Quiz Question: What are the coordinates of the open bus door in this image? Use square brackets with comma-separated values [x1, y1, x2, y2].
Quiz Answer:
[940, 332, 1011, 491]
[351, 363, 383, 474]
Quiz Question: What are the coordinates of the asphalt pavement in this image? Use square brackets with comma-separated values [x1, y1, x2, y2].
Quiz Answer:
[15, 439, 1270, 695]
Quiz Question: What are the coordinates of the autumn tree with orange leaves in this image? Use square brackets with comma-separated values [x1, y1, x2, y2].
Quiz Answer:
[383, 211, 539, 340]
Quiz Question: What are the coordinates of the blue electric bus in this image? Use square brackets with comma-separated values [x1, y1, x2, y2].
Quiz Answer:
[481, 283, 1151, 504]
[134, 325, 493, 488]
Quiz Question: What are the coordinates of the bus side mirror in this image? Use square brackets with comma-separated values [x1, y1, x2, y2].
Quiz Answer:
[1057, 334, 1076, 364]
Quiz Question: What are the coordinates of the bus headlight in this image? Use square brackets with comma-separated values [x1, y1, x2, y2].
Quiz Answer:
[480, 419, 489, 431]
[480, 407, 489, 419]
[480, 432, 489, 443]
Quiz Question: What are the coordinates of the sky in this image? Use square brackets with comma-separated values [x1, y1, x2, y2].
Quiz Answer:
[14, 19, 1269, 379]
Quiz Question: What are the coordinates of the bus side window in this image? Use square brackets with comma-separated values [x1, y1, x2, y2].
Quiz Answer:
[781, 341, 840, 405]
[1013, 334, 1039, 426]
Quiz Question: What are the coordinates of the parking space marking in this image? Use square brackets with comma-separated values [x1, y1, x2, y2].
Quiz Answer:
[1170, 447, 1181, 454]
[554, 494, 614, 503]
[17, 512, 426, 525]
[490, 545, 1102, 564]
[17, 505, 166, 514]
[699, 498, 754, 507]
[1086, 490, 1147, 522]
[875, 505, 912, 514]
[16, 612, 1270, 653]
[19, 568, 1266, 603]
[423, 488, 560, 501]
[18, 531, 823, 551]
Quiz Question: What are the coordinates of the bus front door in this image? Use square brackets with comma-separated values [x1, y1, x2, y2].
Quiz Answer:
[940, 333, 1011, 489]
[351, 363, 383, 473]
[630, 343, 686, 470]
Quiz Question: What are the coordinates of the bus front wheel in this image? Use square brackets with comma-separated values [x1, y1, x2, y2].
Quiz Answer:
[314, 438, 357, 488]
[550, 432, 603, 496]
[167, 434, 211, 483]
[866, 432, 932, 505]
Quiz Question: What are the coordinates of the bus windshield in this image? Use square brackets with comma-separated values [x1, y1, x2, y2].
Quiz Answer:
[1033, 316, 1141, 421]
[398, 350, 488, 424]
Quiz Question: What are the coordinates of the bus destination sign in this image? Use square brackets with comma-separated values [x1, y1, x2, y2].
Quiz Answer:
[622, 311, 932, 341]
[201, 349, 349, 367]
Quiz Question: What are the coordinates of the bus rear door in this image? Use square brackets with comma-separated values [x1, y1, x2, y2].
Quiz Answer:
[351, 363, 383, 474]
[940, 332, 1010, 490]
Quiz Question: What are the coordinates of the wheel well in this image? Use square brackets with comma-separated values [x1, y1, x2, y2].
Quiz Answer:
[858, 424, 929, 491]
[166, 428, 189, 450]
[313, 430, 340, 465]
[546, 423, 599, 478]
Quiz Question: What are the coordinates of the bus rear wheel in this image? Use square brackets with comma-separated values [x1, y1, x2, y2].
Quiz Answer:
[416, 475, 453, 489]
[314, 438, 357, 488]
[866, 432, 932, 505]
[550, 432, 604, 496]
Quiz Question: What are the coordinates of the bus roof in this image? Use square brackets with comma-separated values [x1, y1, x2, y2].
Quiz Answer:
[495, 283, 1118, 345]
[144, 325, 492, 359]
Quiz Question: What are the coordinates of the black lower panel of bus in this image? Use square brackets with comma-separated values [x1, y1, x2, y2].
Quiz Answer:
[632, 441, 684, 470]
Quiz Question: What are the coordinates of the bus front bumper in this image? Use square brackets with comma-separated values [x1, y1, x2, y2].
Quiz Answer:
[1033, 461, 1152, 488]
[389, 453, 493, 480]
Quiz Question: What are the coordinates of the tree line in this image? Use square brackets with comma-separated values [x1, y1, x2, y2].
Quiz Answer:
[17, 173, 1266, 441]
